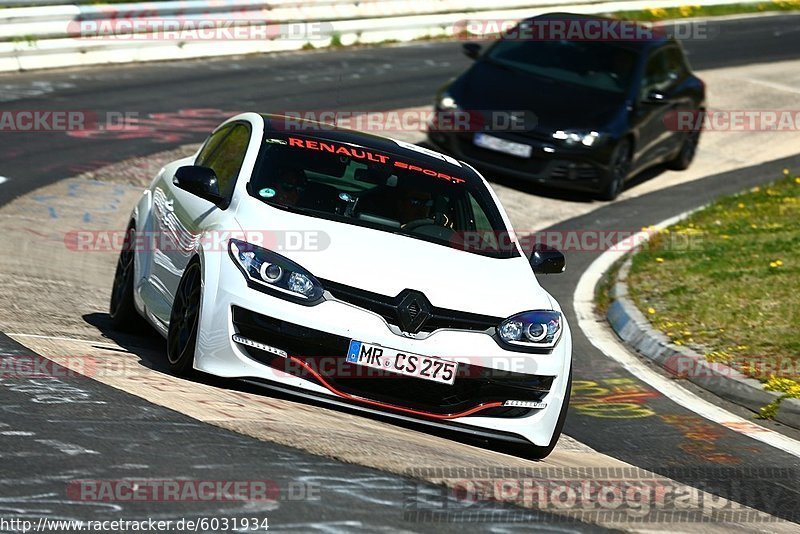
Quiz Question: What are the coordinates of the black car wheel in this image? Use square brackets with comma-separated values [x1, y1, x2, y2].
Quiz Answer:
[599, 139, 632, 201]
[167, 259, 202, 376]
[109, 224, 142, 329]
[666, 129, 701, 171]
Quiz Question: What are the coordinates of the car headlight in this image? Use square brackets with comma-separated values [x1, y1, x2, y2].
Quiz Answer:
[437, 92, 459, 111]
[229, 239, 324, 302]
[498, 310, 562, 348]
[552, 130, 602, 147]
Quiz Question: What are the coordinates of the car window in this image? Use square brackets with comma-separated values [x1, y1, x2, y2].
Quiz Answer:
[484, 37, 637, 94]
[664, 46, 687, 80]
[641, 49, 670, 98]
[196, 125, 231, 166]
[197, 123, 251, 200]
[249, 134, 517, 258]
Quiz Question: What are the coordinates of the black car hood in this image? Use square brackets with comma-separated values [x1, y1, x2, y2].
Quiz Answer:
[450, 60, 627, 133]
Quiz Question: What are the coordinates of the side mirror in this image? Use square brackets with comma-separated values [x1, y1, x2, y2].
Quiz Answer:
[174, 166, 224, 205]
[644, 89, 668, 104]
[529, 244, 565, 274]
[462, 43, 481, 60]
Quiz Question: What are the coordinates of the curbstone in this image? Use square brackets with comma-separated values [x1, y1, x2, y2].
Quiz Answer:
[606, 255, 800, 430]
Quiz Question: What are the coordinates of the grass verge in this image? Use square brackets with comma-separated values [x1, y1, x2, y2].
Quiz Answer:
[626, 170, 800, 417]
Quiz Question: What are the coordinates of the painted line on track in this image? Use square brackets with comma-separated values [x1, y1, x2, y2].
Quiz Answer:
[574, 211, 800, 459]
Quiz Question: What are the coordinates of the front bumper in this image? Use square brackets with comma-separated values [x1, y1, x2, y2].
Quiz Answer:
[193, 252, 572, 446]
[427, 130, 613, 193]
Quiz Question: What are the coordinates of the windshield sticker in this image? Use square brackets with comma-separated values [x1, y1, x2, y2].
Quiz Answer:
[392, 138, 461, 167]
[287, 137, 465, 184]
[258, 187, 277, 198]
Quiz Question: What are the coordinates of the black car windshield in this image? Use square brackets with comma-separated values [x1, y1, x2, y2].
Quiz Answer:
[249, 134, 518, 259]
[485, 36, 637, 94]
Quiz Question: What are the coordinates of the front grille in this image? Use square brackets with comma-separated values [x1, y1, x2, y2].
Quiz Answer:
[321, 279, 500, 334]
[231, 306, 553, 417]
[550, 163, 601, 181]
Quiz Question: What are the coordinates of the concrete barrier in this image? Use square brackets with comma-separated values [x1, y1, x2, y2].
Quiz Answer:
[0, 0, 754, 72]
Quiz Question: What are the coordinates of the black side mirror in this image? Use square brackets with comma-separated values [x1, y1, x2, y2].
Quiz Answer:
[529, 244, 565, 274]
[644, 89, 668, 104]
[462, 43, 481, 60]
[174, 166, 224, 205]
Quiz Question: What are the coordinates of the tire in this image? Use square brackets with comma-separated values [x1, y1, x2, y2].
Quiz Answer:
[598, 139, 632, 201]
[666, 129, 700, 171]
[109, 224, 142, 330]
[526, 368, 572, 460]
[167, 259, 202, 376]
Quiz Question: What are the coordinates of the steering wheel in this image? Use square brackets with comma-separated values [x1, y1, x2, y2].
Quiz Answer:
[402, 218, 436, 231]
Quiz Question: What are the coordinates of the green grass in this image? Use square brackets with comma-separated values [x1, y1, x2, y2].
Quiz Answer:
[612, 0, 800, 21]
[627, 171, 800, 401]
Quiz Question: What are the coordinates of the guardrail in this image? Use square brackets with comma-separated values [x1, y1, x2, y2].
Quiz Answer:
[0, 0, 749, 73]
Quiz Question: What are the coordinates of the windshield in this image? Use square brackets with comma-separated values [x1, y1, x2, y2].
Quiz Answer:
[485, 35, 637, 94]
[249, 134, 518, 258]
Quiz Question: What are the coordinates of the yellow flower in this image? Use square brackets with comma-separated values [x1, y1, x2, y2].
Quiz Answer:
[679, 5, 693, 16]
[769, 260, 782, 268]
[783, 168, 790, 175]
[656, 257, 664, 263]
[737, 202, 746, 209]
[647, 307, 656, 315]
[795, 177, 800, 184]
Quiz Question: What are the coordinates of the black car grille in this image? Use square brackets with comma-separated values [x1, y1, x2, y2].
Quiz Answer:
[231, 306, 553, 417]
[321, 279, 501, 334]
[551, 163, 601, 181]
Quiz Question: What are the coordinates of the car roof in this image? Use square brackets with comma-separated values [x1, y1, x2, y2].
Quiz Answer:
[260, 113, 480, 182]
[520, 12, 671, 53]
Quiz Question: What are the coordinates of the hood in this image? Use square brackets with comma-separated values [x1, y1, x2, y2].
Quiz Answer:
[449, 60, 627, 133]
[234, 196, 553, 318]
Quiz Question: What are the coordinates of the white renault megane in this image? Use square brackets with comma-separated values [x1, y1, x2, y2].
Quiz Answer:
[109, 113, 572, 458]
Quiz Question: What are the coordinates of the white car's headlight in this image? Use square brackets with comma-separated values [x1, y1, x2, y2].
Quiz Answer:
[498, 310, 562, 349]
[552, 130, 603, 148]
[229, 239, 324, 303]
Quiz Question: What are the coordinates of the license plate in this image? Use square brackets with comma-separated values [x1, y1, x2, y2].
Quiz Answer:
[474, 132, 532, 158]
[346, 340, 457, 385]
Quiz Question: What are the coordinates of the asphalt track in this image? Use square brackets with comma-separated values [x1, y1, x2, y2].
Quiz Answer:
[1, 13, 800, 532]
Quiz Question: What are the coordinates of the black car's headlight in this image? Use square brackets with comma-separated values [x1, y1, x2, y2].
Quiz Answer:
[437, 92, 459, 110]
[229, 239, 324, 303]
[552, 130, 603, 148]
[497, 310, 562, 349]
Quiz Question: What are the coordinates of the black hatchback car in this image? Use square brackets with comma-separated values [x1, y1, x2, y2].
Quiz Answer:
[427, 13, 706, 200]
